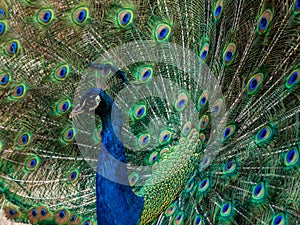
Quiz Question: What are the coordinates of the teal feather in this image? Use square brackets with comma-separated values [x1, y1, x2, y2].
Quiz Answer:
[0, 0, 299, 224]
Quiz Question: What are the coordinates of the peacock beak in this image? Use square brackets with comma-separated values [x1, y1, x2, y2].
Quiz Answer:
[69, 104, 86, 119]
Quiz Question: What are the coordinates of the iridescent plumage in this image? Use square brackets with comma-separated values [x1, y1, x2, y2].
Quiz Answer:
[0, 0, 299, 224]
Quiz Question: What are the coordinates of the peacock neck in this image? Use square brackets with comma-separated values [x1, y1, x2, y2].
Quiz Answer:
[95, 90, 144, 225]
[96, 89, 126, 162]
[99, 115, 127, 163]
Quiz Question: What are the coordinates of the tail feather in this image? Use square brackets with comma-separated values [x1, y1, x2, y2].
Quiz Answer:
[0, 0, 299, 224]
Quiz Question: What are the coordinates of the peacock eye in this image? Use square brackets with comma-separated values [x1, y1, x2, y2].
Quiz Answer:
[31, 209, 37, 217]
[38, 9, 54, 25]
[53, 64, 70, 81]
[165, 204, 177, 217]
[133, 104, 147, 120]
[222, 125, 236, 141]
[159, 130, 172, 144]
[194, 215, 202, 225]
[223, 43, 236, 65]
[59, 210, 66, 218]
[200, 43, 209, 61]
[12, 84, 26, 99]
[286, 69, 300, 89]
[257, 10, 273, 34]
[138, 133, 151, 148]
[220, 202, 232, 217]
[83, 220, 92, 225]
[186, 179, 194, 192]
[72, 7, 89, 25]
[223, 160, 237, 174]
[198, 90, 209, 109]
[55, 208, 70, 224]
[70, 215, 76, 222]
[155, 23, 172, 42]
[198, 115, 209, 130]
[117, 9, 134, 28]
[40, 208, 47, 216]
[252, 182, 265, 200]
[56, 100, 71, 114]
[63, 128, 75, 142]
[271, 213, 286, 225]
[198, 178, 210, 192]
[96, 96, 101, 103]
[25, 156, 40, 171]
[214, 0, 223, 19]
[255, 125, 274, 145]
[18, 132, 32, 147]
[246, 73, 264, 95]
[68, 169, 80, 183]
[0, 72, 10, 88]
[284, 147, 299, 167]
[149, 151, 158, 164]
[128, 172, 139, 186]
[0, 21, 7, 37]
[136, 67, 153, 83]
[175, 92, 189, 111]
[174, 212, 184, 224]
[28, 208, 40, 223]
[4, 40, 21, 56]
[5, 206, 18, 219]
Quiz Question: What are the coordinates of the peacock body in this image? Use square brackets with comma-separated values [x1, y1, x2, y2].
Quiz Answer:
[0, 0, 300, 224]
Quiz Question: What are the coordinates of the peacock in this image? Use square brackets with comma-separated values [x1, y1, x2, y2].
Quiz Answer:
[0, 0, 300, 224]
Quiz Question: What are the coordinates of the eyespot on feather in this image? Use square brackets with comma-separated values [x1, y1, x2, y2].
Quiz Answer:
[246, 73, 264, 95]
[53, 64, 70, 81]
[4, 40, 21, 56]
[200, 43, 210, 61]
[37, 9, 55, 25]
[252, 182, 266, 200]
[55, 208, 70, 224]
[284, 147, 299, 167]
[132, 104, 147, 120]
[286, 69, 300, 89]
[136, 67, 153, 83]
[213, 0, 224, 19]
[220, 202, 232, 217]
[222, 125, 236, 141]
[257, 10, 273, 34]
[198, 90, 209, 109]
[0, 72, 10, 88]
[72, 7, 89, 25]
[0, 20, 7, 37]
[11, 84, 27, 99]
[17, 132, 32, 147]
[223, 43, 236, 65]
[155, 23, 171, 42]
[117, 9, 134, 28]
[165, 204, 177, 217]
[67, 169, 80, 183]
[175, 92, 189, 111]
[255, 125, 274, 145]
[25, 156, 40, 171]
[138, 133, 151, 148]
[159, 130, 172, 144]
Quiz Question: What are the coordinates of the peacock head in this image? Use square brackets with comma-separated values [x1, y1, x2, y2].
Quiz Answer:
[69, 88, 102, 118]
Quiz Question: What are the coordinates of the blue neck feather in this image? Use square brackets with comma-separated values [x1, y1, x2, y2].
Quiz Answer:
[95, 89, 144, 225]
